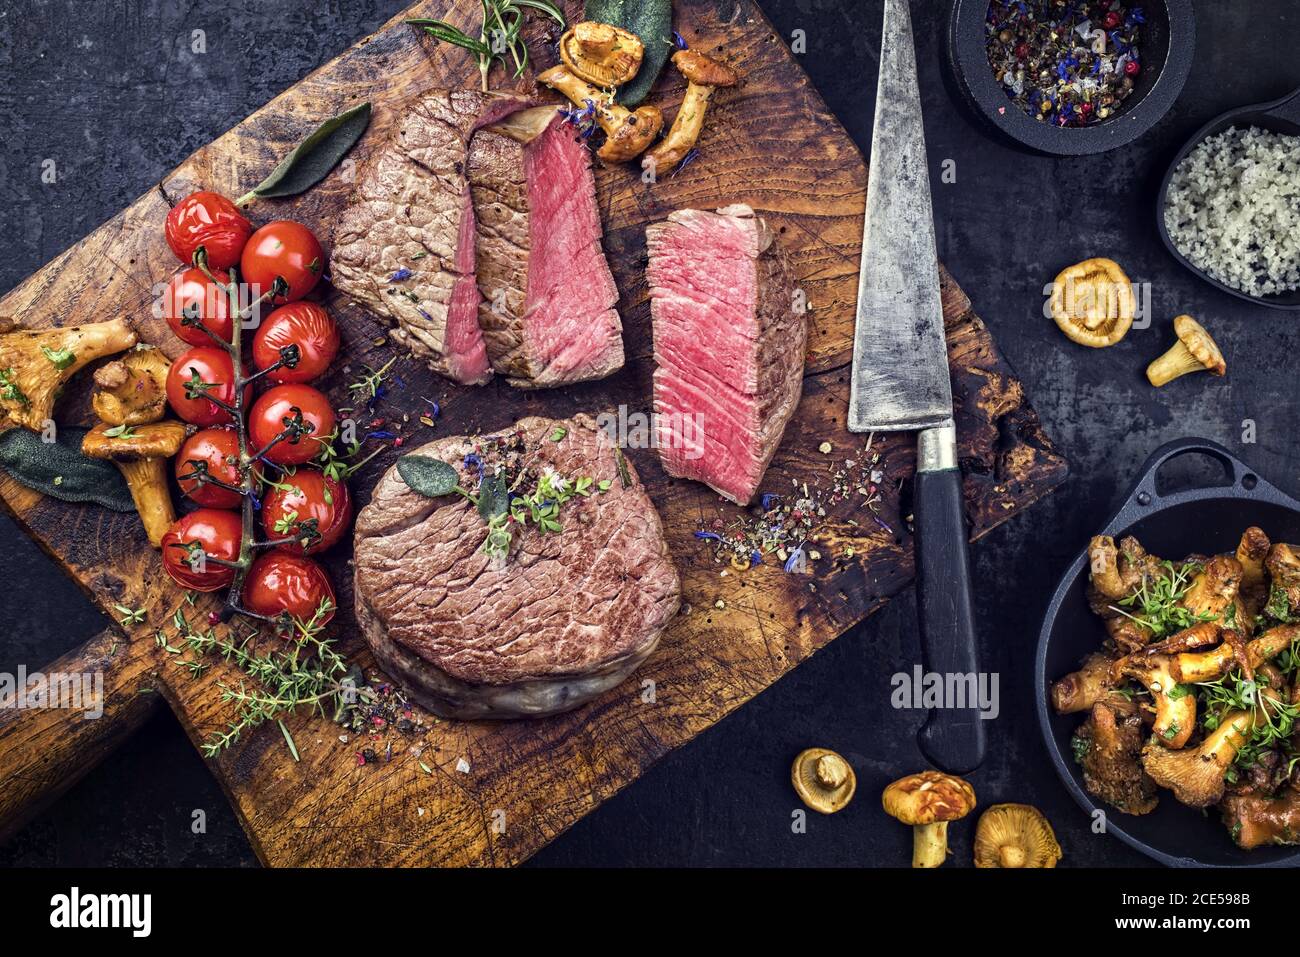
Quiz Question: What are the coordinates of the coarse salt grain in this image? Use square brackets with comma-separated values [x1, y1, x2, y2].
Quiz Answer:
[1164, 126, 1300, 297]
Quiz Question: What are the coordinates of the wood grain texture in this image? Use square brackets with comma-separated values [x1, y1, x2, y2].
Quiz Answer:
[0, 626, 161, 844]
[0, 0, 1066, 865]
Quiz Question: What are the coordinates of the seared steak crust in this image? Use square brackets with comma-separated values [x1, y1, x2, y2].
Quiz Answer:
[353, 414, 680, 719]
[331, 89, 526, 385]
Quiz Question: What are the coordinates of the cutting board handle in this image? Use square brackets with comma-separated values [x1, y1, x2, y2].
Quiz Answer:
[0, 628, 158, 844]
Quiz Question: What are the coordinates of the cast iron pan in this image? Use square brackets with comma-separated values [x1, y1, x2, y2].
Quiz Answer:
[947, 0, 1195, 155]
[1155, 85, 1300, 311]
[1035, 437, 1300, 867]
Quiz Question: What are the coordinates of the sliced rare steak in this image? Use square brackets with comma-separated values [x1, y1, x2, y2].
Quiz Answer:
[468, 114, 624, 387]
[353, 414, 680, 719]
[646, 204, 806, 505]
[331, 89, 526, 385]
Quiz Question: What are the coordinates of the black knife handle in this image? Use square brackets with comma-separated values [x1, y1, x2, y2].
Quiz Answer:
[913, 466, 987, 774]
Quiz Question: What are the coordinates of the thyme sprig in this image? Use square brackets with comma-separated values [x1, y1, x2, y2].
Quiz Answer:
[157, 599, 372, 757]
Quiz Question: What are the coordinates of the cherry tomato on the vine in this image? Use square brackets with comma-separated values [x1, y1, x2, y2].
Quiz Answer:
[175, 427, 261, 509]
[242, 552, 336, 626]
[160, 509, 243, 592]
[252, 302, 340, 383]
[166, 346, 250, 427]
[164, 191, 252, 270]
[162, 267, 233, 346]
[260, 468, 351, 554]
[248, 383, 336, 466]
[240, 221, 324, 303]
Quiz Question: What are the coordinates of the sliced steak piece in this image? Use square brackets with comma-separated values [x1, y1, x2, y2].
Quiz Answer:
[354, 414, 680, 719]
[331, 90, 526, 385]
[468, 115, 624, 387]
[646, 204, 806, 505]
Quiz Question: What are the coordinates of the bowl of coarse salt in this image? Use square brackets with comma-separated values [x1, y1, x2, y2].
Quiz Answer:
[1157, 86, 1300, 311]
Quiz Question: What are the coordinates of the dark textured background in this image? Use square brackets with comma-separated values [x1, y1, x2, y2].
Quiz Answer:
[0, 0, 1297, 867]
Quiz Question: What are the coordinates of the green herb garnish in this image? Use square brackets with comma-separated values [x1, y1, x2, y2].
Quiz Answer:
[406, 0, 566, 93]
[235, 103, 371, 207]
[1110, 561, 1217, 638]
[41, 346, 75, 370]
[0, 368, 28, 406]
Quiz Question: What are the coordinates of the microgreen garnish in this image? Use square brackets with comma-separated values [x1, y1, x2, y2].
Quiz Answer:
[1109, 561, 1217, 638]
[102, 424, 138, 439]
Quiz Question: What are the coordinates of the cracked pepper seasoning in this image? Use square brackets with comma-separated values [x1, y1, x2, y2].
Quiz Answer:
[986, 1, 1145, 127]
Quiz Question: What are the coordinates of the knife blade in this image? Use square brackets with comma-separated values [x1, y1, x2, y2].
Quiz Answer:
[848, 0, 950, 434]
[848, 0, 986, 775]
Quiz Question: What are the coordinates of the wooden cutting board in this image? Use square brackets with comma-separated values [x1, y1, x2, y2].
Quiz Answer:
[0, 0, 1067, 865]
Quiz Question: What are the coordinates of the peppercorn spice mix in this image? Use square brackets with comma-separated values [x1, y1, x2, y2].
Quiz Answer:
[986, 1, 1145, 127]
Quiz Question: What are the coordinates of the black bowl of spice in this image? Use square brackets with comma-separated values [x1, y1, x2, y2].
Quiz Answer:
[948, 0, 1195, 155]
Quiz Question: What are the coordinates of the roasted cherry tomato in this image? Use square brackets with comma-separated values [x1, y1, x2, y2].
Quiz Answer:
[248, 383, 336, 465]
[160, 509, 243, 592]
[162, 267, 233, 346]
[164, 191, 252, 270]
[252, 302, 340, 383]
[175, 427, 261, 509]
[166, 346, 249, 427]
[260, 468, 352, 554]
[242, 552, 336, 626]
[240, 220, 324, 303]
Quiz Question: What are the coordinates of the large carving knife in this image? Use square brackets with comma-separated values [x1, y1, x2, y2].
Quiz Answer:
[849, 0, 986, 774]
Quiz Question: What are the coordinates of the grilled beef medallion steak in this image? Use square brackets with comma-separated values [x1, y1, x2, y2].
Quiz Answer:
[468, 115, 624, 387]
[331, 89, 527, 385]
[353, 414, 680, 719]
[646, 204, 806, 505]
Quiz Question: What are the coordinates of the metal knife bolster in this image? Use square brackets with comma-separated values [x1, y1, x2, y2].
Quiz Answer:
[917, 421, 958, 473]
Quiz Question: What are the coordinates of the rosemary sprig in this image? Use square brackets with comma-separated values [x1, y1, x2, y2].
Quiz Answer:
[406, 0, 565, 92]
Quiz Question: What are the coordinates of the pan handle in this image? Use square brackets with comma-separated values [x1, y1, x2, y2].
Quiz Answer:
[1103, 437, 1284, 535]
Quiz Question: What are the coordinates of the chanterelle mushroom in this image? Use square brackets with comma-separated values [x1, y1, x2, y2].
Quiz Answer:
[0, 317, 137, 431]
[791, 748, 856, 814]
[82, 420, 187, 548]
[1049, 257, 1135, 348]
[560, 22, 644, 87]
[973, 804, 1062, 868]
[642, 49, 740, 175]
[538, 65, 664, 164]
[1111, 652, 1197, 749]
[1146, 315, 1226, 387]
[882, 770, 976, 868]
[1141, 708, 1255, 807]
[91, 347, 170, 425]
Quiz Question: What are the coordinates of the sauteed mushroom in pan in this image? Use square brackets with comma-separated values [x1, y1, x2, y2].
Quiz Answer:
[1052, 525, 1300, 849]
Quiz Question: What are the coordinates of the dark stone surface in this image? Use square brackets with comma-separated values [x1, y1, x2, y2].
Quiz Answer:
[1, 0, 1297, 868]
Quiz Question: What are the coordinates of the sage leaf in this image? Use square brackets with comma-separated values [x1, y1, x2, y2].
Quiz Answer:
[477, 473, 510, 522]
[237, 103, 371, 204]
[584, 0, 673, 106]
[396, 454, 460, 497]
[0, 426, 134, 511]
